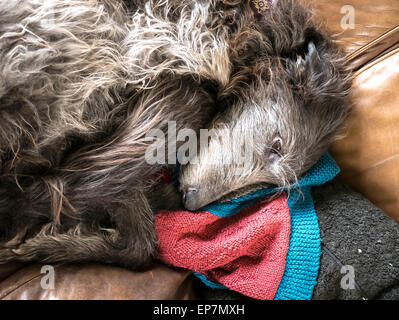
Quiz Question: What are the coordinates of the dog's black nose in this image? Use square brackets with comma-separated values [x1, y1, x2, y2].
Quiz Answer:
[182, 187, 199, 211]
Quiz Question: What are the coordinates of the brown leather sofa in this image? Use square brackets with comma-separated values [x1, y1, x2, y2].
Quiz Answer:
[0, 0, 398, 300]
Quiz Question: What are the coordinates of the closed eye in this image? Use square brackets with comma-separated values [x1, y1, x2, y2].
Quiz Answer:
[268, 137, 283, 161]
[271, 138, 282, 154]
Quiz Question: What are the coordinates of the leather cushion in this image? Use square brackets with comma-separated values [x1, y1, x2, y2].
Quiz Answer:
[0, 262, 195, 300]
[331, 49, 399, 222]
[309, 0, 399, 56]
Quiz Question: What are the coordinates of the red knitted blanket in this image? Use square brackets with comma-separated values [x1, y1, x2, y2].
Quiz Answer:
[155, 194, 291, 300]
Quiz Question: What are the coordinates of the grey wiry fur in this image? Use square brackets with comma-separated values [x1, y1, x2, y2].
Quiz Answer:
[179, 0, 352, 210]
[0, 0, 351, 268]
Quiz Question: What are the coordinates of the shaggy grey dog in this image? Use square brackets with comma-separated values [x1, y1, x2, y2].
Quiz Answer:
[0, 0, 351, 268]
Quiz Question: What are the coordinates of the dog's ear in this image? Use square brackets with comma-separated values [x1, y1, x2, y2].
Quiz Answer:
[284, 37, 352, 140]
[285, 40, 324, 93]
[284, 37, 351, 104]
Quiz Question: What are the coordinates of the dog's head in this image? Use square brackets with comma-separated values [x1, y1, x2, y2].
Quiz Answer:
[179, 11, 352, 211]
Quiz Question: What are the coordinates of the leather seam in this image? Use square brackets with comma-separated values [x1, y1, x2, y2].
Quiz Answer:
[354, 47, 399, 76]
[348, 26, 399, 60]
[348, 25, 399, 72]
[341, 153, 399, 179]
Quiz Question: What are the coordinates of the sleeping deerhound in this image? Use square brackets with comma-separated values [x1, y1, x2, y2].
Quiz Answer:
[0, 0, 351, 268]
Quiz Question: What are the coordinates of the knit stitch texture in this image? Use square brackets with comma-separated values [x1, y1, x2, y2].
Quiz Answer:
[156, 195, 291, 300]
[155, 153, 340, 300]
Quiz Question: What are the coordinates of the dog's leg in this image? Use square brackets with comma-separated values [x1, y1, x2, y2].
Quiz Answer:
[0, 171, 158, 268]
[0, 191, 156, 269]
[0, 224, 122, 265]
[110, 190, 158, 266]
